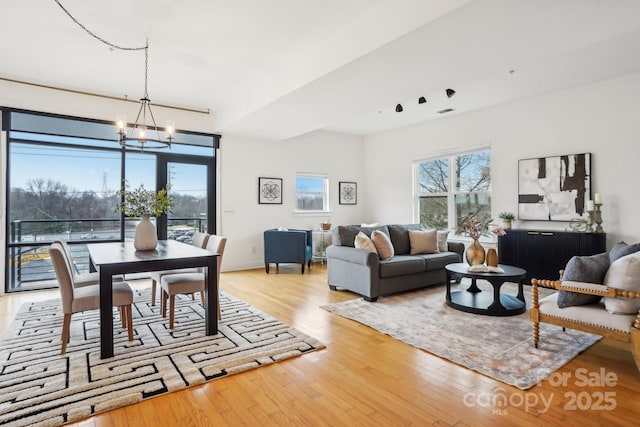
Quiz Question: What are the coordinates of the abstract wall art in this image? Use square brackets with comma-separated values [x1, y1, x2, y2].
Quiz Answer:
[339, 181, 357, 205]
[518, 153, 591, 221]
[258, 177, 283, 204]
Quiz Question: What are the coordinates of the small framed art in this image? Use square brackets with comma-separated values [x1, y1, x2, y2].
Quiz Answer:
[339, 181, 357, 205]
[258, 177, 282, 204]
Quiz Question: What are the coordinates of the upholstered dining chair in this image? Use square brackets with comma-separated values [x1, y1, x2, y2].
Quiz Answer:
[54, 239, 124, 288]
[160, 234, 227, 329]
[49, 242, 135, 354]
[149, 231, 210, 306]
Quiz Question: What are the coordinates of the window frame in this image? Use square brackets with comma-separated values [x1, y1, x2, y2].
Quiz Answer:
[414, 147, 491, 240]
[294, 173, 330, 214]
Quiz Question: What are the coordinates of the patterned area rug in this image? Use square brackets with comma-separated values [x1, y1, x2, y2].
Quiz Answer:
[322, 280, 600, 390]
[0, 289, 324, 427]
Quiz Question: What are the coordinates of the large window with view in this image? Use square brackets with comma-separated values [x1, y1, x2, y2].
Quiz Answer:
[416, 149, 491, 233]
[295, 174, 329, 212]
[3, 108, 219, 292]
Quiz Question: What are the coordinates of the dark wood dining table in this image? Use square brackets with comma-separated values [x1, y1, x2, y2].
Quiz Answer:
[88, 240, 219, 359]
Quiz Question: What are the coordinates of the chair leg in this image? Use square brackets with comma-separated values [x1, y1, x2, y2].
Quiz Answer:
[533, 321, 540, 349]
[169, 295, 175, 329]
[301, 263, 305, 274]
[151, 279, 157, 306]
[200, 292, 205, 306]
[125, 305, 134, 341]
[119, 306, 126, 328]
[265, 263, 270, 274]
[61, 313, 72, 354]
[161, 290, 167, 318]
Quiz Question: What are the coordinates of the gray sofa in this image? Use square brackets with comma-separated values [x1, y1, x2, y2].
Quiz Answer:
[326, 224, 464, 301]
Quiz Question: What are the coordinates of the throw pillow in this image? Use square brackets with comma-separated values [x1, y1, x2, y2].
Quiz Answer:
[603, 251, 640, 314]
[556, 252, 609, 308]
[354, 231, 377, 253]
[437, 230, 450, 252]
[408, 229, 438, 254]
[609, 241, 640, 264]
[361, 222, 380, 228]
[371, 230, 394, 260]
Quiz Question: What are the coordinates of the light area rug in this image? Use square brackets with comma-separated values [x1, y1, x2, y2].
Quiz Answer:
[321, 280, 600, 390]
[0, 288, 324, 427]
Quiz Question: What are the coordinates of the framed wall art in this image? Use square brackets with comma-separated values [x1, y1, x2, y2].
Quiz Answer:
[258, 177, 282, 204]
[339, 181, 357, 205]
[518, 153, 591, 221]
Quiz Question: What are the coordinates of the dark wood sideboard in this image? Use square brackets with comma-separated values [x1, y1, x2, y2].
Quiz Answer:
[497, 230, 606, 284]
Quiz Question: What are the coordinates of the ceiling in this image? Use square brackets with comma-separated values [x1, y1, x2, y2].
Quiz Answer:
[2, 0, 640, 140]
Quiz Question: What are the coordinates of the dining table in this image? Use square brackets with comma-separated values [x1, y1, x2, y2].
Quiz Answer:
[87, 239, 219, 359]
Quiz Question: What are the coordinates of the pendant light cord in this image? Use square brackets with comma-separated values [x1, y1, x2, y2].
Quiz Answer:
[53, 0, 146, 52]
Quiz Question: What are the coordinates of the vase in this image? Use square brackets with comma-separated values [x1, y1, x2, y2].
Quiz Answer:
[486, 248, 498, 267]
[465, 239, 486, 265]
[503, 219, 512, 229]
[134, 214, 158, 251]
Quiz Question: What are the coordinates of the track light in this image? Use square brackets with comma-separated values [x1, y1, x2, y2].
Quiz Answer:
[395, 104, 403, 112]
[418, 96, 426, 104]
[446, 88, 456, 98]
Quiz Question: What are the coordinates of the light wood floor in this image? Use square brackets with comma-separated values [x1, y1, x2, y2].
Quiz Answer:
[1, 264, 639, 426]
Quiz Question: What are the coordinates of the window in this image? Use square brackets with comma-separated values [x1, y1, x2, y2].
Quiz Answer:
[295, 174, 329, 212]
[3, 108, 219, 292]
[415, 149, 491, 232]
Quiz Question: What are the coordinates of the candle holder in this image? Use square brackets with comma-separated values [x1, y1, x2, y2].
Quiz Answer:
[594, 202, 604, 233]
[585, 209, 594, 232]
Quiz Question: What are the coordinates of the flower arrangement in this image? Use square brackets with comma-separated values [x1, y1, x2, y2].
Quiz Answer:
[116, 183, 173, 217]
[455, 211, 506, 240]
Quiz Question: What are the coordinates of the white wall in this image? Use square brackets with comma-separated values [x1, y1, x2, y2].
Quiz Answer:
[2, 72, 639, 286]
[219, 130, 365, 270]
[364, 73, 640, 249]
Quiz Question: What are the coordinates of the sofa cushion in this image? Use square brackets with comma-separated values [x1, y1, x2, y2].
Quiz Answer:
[354, 231, 377, 253]
[437, 230, 450, 252]
[419, 252, 461, 271]
[409, 229, 438, 254]
[387, 224, 425, 255]
[609, 241, 640, 263]
[539, 293, 634, 333]
[336, 225, 389, 247]
[379, 256, 426, 278]
[371, 230, 394, 260]
[557, 252, 609, 308]
[603, 251, 640, 314]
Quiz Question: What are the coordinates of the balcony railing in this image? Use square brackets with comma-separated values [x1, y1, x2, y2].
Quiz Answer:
[6, 217, 206, 292]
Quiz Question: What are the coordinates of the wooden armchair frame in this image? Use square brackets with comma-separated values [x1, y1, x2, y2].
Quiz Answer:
[530, 277, 640, 371]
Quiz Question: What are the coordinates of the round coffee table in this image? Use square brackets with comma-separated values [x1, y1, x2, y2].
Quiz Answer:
[444, 262, 526, 316]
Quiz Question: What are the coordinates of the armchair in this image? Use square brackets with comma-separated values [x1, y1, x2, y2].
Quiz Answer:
[264, 228, 313, 274]
[530, 277, 640, 371]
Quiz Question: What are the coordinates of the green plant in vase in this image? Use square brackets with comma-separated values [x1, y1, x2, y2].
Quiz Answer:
[116, 183, 174, 250]
[498, 212, 516, 229]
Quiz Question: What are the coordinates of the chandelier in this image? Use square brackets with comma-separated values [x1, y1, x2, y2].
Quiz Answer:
[116, 43, 174, 150]
[55, 0, 174, 150]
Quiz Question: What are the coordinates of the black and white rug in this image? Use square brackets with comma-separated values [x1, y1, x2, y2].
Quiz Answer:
[0, 289, 324, 427]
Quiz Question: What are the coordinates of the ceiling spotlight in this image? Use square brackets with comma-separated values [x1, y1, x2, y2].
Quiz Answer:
[395, 104, 403, 112]
[446, 88, 456, 98]
[418, 96, 427, 104]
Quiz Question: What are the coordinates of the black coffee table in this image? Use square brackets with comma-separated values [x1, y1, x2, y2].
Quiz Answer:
[444, 262, 526, 316]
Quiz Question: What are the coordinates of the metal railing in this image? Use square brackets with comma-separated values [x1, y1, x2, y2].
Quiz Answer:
[6, 217, 205, 292]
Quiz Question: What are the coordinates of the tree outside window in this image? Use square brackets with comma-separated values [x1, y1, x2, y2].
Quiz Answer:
[416, 149, 491, 230]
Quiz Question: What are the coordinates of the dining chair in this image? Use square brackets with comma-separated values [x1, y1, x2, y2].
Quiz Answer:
[160, 235, 227, 329]
[149, 231, 210, 306]
[54, 239, 124, 288]
[49, 242, 135, 354]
